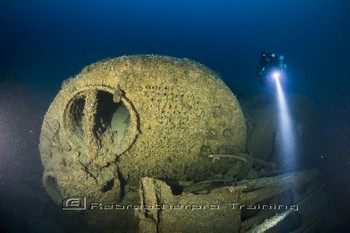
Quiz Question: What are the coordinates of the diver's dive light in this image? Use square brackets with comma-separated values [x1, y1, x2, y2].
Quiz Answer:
[256, 52, 286, 83]
[272, 71, 281, 80]
[257, 51, 296, 171]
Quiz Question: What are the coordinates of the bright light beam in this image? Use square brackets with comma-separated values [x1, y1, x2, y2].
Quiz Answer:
[273, 71, 280, 80]
[274, 75, 296, 171]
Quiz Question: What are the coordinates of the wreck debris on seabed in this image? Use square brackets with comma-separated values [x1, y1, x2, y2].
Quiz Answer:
[138, 169, 333, 233]
[39, 55, 338, 232]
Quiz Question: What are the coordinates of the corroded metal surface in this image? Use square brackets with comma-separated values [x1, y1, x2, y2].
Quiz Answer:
[138, 169, 324, 233]
[39, 55, 247, 204]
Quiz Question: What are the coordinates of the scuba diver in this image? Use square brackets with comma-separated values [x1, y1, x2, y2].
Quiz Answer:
[256, 52, 287, 83]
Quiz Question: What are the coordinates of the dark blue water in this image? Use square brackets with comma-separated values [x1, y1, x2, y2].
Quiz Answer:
[1, 0, 350, 232]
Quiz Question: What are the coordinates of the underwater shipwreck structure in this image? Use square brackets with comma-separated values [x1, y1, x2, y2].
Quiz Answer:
[40, 55, 335, 232]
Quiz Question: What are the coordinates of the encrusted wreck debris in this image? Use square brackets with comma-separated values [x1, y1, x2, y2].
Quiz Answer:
[39, 55, 335, 232]
[138, 169, 330, 233]
[39, 55, 247, 206]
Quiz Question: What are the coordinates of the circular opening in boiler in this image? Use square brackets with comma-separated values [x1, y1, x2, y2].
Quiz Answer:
[111, 102, 131, 146]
